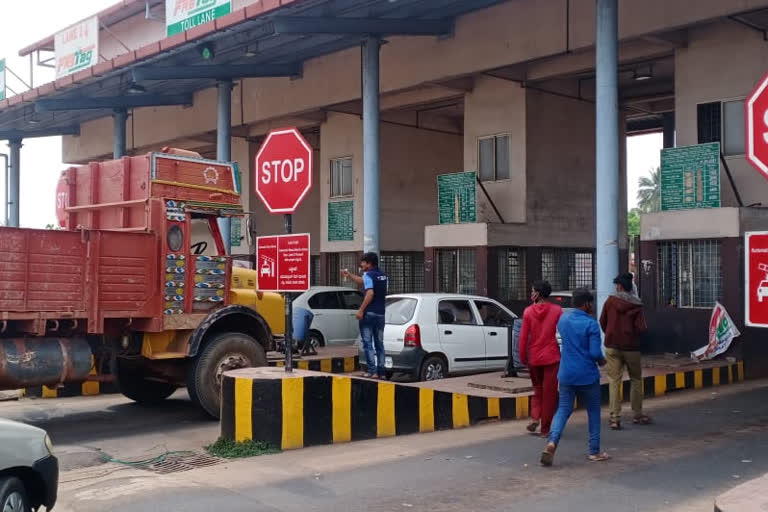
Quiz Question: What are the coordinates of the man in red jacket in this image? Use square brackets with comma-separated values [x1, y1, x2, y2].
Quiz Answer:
[519, 280, 562, 436]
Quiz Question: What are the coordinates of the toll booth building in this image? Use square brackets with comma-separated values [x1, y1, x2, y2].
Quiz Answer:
[5, 0, 768, 353]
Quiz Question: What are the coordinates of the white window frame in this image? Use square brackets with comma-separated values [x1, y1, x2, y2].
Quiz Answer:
[477, 133, 512, 182]
[696, 98, 745, 158]
[330, 156, 354, 198]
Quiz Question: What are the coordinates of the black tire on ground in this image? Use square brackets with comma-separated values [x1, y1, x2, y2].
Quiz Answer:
[419, 355, 448, 382]
[114, 358, 177, 405]
[0, 476, 29, 512]
[308, 330, 325, 349]
[187, 332, 267, 419]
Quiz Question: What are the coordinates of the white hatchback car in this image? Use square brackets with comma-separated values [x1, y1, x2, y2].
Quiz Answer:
[359, 293, 518, 381]
[293, 286, 365, 348]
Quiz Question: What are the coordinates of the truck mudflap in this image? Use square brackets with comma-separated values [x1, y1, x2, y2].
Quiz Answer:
[0, 338, 92, 389]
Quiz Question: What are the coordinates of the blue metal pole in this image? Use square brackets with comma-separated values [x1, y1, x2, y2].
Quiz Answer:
[217, 79, 233, 254]
[7, 139, 21, 228]
[113, 108, 127, 159]
[595, 0, 619, 316]
[362, 36, 381, 256]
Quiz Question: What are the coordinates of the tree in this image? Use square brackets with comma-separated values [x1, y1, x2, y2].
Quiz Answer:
[637, 167, 661, 213]
[627, 208, 641, 237]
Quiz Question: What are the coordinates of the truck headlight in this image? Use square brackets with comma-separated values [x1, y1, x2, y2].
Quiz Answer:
[44, 434, 54, 455]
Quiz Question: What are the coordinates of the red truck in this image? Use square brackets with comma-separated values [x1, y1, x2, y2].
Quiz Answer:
[0, 149, 284, 417]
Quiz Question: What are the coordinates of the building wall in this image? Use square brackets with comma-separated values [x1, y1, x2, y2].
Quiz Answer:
[676, 19, 768, 207]
[318, 112, 463, 253]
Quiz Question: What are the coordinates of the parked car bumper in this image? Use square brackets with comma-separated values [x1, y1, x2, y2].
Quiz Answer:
[358, 346, 427, 376]
[33, 454, 58, 510]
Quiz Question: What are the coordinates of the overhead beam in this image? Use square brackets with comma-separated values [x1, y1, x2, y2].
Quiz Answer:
[0, 125, 80, 140]
[132, 63, 301, 81]
[271, 16, 453, 36]
[36, 94, 193, 112]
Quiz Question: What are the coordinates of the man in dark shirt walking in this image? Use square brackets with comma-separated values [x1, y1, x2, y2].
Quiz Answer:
[342, 252, 388, 379]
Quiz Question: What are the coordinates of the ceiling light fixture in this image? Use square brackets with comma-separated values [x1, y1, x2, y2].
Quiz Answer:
[633, 65, 653, 81]
[126, 83, 147, 94]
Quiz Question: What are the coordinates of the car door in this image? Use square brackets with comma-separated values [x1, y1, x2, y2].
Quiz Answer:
[340, 290, 364, 342]
[307, 291, 347, 344]
[473, 299, 517, 370]
[437, 299, 486, 372]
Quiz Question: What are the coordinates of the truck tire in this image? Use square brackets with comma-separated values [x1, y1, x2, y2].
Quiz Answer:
[114, 359, 177, 405]
[187, 332, 267, 418]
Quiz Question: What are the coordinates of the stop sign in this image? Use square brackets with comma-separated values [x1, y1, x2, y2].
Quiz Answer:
[746, 71, 768, 181]
[254, 127, 313, 214]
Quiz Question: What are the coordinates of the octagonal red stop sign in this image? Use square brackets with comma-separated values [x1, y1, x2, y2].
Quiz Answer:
[746, 71, 768, 181]
[254, 127, 313, 214]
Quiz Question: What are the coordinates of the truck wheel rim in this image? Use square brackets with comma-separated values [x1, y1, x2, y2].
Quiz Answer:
[3, 492, 25, 512]
[215, 354, 249, 384]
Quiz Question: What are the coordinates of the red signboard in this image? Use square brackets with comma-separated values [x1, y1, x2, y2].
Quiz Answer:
[746, 71, 768, 181]
[254, 128, 313, 214]
[745, 231, 768, 327]
[256, 233, 311, 292]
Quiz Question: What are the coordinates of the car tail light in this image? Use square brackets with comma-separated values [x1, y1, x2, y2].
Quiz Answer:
[404, 324, 421, 347]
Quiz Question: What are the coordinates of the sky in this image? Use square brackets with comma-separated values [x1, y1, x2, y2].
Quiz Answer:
[0, 1, 663, 228]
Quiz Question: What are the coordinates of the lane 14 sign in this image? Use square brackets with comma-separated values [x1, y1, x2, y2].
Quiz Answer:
[55, 16, 99, 79]
[256, 234, 311, 292]
[745, 231, 768, 328]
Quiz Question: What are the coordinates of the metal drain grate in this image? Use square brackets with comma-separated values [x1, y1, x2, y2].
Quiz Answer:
[144, 452, 225, 474]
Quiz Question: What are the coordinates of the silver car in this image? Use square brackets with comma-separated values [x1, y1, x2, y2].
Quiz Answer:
[293, 286, 365, 349]
[0, 418, 58, 511]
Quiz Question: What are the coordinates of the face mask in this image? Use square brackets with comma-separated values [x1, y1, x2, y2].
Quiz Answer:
[530, 291, 540, 303]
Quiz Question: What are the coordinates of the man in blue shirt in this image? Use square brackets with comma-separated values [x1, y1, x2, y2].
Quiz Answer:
[342, 252, 388, 379]
[541, 288, 609, 466]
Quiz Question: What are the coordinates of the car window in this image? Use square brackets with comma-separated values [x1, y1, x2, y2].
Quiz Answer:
[385, 297, 418, 325]
[308, 291, 342, 309]
[341, 291, 363, 310]
[474, 300, 515, 327]
[438, 300, 477, 325]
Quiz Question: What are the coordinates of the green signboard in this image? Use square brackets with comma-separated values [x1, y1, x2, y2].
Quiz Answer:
[230, 217, 242, 247]
[166, 0, 231, 36]
[0, 59, 5, 101]
[661, 142, 721, 211]
[328, 200, 354, 241]
[438, 171, 477, 224]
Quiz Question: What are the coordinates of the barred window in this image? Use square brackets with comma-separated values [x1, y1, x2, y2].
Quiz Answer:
[380, 252, 424, 295]
[658, 240, 722, 308]
[497, 248, 526, 301]
[326, 252, 359, 289]
[311, 256, 321, 286]
[541, 248, 594, 291]
[436, 248, 476, 295]
[330, 157, 353, 198]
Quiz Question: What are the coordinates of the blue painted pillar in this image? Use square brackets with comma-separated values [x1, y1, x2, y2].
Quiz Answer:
[595, 0, 619, 316]
[8, 138, 21, 228]
[217, 79, 233, 254]
[113, 108, 128, 159]
[362, 36, 381, 256]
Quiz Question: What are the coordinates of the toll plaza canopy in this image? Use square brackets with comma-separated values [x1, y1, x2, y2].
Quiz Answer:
[0, 0, 507, 141]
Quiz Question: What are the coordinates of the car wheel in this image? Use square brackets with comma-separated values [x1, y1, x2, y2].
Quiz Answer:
[420, 355, 447, 381]
[308, 330, 325, 350]
[0, 477, 28, 512]
[187, 332, 267, 419]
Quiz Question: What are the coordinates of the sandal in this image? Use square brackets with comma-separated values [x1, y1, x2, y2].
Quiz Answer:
[361, 372, 375, 378]
[633, 415, 653, 425]
[610, 421, 622, 431]
[526, 421, 540, 433]
[588, 452, 611, 462]
[540, 442, 556, 467]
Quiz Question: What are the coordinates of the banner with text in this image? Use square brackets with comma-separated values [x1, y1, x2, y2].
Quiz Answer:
[256, 233, 310, 292]
[166, 0, 232, 36]
[0, 59, 5, 101]
[691, 302, 741, 361]
[55, 16, 99, 79]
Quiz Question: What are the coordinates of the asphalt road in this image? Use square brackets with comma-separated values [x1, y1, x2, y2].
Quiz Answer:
[4, 380, 768, 512]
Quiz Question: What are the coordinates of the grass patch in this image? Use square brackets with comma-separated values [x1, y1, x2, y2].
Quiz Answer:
[206, 437, 281, 459]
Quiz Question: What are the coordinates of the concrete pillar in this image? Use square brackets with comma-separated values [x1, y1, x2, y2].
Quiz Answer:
[595, 0, 619, 315]
[7, 139, 21, 228]
[217, 79, 233, 254]
[112, 108, 128, 159]
[662, 112, 675, 149]
[362, 36, 381, 256]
